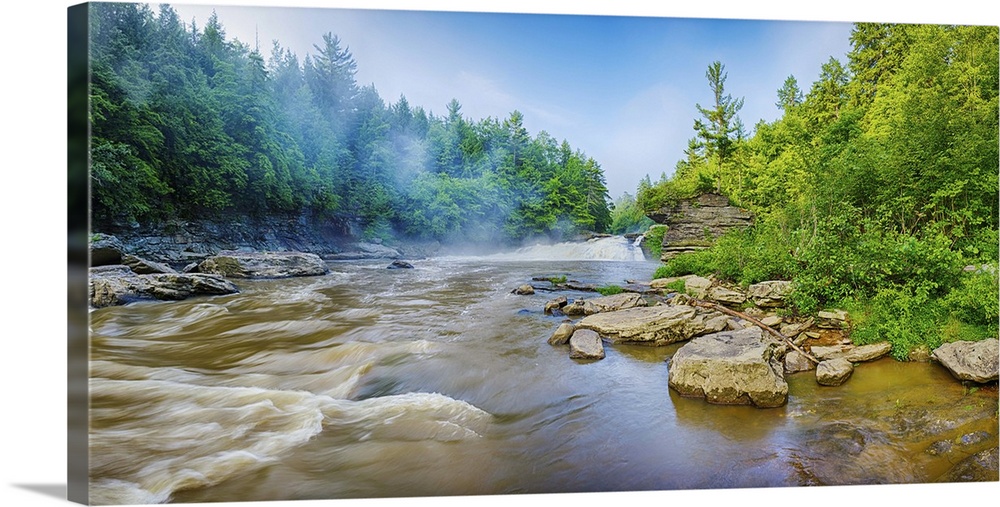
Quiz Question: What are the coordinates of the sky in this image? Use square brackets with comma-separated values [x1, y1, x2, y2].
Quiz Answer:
[165, 1, 858, 198]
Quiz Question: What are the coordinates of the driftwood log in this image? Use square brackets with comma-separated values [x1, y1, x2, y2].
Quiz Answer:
[688, 298, 820, 364]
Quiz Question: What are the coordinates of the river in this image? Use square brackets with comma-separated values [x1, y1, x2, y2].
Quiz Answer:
[86, 236, 998, 504]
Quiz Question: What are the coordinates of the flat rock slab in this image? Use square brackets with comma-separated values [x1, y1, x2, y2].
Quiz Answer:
[936, 447, 999, 483]
[667, 327, 788, 408]
[569, 329, 605, 360]
[932, 339, 999, 383]
[577, 305, 728, 346]
[90, 266, 239, 307]
[562, 292, 646, 316]
[811, 342, 891, 363]
[198, 251, 330, 278]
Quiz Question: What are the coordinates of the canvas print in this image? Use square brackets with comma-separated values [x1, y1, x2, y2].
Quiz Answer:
[69, 1, 999, 505]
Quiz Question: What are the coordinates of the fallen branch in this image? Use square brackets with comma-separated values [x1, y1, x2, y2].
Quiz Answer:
[688, 298, 820, 364]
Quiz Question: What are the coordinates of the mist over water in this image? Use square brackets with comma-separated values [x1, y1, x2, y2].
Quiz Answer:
[87, 240, 997, 504]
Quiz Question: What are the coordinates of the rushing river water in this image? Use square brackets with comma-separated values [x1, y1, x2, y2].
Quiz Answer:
[87, 237, 998, 504]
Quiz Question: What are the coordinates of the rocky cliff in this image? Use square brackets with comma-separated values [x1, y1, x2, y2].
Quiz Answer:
[646, 193, 753, 261]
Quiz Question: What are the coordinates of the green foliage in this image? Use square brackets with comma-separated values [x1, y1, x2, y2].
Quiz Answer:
[644, 225, 667, 260]
[595, 285, 624, 296]
[609, 192, 654, 234]
[661, 279, 686, 294]
[546, 275, 568, 285]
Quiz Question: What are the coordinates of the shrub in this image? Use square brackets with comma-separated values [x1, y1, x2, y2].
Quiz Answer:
[644, 225, 667, 260]
[596, 285, 625, 296]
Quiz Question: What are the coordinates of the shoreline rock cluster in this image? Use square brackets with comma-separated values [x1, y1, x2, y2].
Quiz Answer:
[87, 233, 333, 308]
[539, 272, 998, 408]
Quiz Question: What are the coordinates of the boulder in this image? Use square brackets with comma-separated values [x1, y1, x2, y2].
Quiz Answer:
[90, 233, 126, 266]
[569, 329, 605, 360]
[544, 296, 569, 314]
[816, 358, 854, 386]
[667, 327, 788, 408]
[198, 251, 329, 278]
[785, 350, 816, 373]
[548, 322, 575, 346]
[811, 342, 892, 363]
[121, 254, 177, 275]
[931, 339, 999, 383]
[707, 286, 746, 305]
[387, 260, 414, 269]
[747, 281, 793, 308]
[650, 275, 712, 298]
[89, 266, 239, 308]
[512, 284, 535, 295]
[577, 305, 728, 346]
[562, 292, 646, 316]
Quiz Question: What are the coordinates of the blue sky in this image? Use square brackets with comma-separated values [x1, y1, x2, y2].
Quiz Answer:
[165, 2, 874, 197]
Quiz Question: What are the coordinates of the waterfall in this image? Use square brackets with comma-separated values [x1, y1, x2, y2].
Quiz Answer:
[489, 236, 647, 261]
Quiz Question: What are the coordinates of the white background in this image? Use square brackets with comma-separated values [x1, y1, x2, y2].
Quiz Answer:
[1, 1, 997, 506]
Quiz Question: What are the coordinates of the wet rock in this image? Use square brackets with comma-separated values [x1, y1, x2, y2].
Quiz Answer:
[785, 350, 817, 374]
[816, 358, 854, 386]
[544, 296, 568, 314]
[324, 242, 403, 260]
[512, 284, 535, 295]
[569, 329, 605, 360]
[747, 280, 793, 308]
[181, 262, 200, 273]
[708, 286, 746, 305]
[548, 322, 575, 346]
[387, 260, 415, 269]
[122, 254, 176, 275]
[563, 292, 646, 316]
[811, 342, 891, 363]
[932, 339, 999, 383]
[90, 233, 126, 266]
[960, 431, 992, 447]
[577, 305, 728, 346]
[198, 251, 330, 278]
[937, 447, 999, 482]
[925, 440, 953, 456]
[667, 327, 788, 408]
[89, 266, 239, 307]
[816, 309, 849, 329]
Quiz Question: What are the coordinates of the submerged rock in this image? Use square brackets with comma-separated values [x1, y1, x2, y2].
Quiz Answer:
[577, 304, 728, 346]
[932, 339, 999, 383]
[569, 329, 605, 360]
[89, 266, 239, 307]
[198, 251, 329, 278]
[936, 447, 1000, 483]
[387, 260, 415, 269]
[667, 327, 788, 408]
[562, 292, 646, 316]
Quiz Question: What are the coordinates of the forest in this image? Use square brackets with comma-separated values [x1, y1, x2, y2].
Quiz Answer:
[88, 3, 612, 244]
[635, 23, 999, 358]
